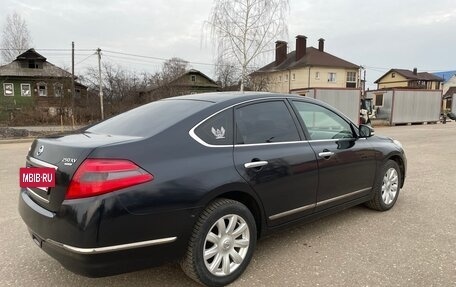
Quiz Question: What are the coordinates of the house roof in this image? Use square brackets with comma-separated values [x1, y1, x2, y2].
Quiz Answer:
[375, 69, 444, 83]
[0, 61, 73, 77]
[143, 69, 219, 92]
[433, 70, 456, 82]
[0, 48, 73, 78]
[15, 48, 47, 61]
[254, 47, 359, 73]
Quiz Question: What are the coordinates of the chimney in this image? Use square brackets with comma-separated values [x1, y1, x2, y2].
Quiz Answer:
[413, 67, 417, 75]
[318, 38, 325, 52]
[275, 41, 287, 65]
[295, 35, 307, 61]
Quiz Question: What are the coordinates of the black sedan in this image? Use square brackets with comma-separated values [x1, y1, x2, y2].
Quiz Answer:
[19, 92, 406, 287]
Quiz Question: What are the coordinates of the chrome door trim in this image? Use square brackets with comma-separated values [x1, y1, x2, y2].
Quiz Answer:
[269, 187, 372, 220]
[47, 236, 178, 254]
[269, 203, 315, 220]
[316, 187, 371, 207]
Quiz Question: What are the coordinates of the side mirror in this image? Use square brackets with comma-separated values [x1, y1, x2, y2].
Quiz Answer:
[359, 124, 374, 138]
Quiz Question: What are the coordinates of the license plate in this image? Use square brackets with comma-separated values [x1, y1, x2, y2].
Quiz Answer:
[20, 167, 56, 188]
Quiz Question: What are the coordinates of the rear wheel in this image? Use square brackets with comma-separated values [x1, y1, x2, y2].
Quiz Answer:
[181, 198, 256, 287]
[366, 160, 401, 211]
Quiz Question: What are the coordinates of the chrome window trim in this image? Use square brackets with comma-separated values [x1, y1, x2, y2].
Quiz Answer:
[26, 187, 50, 203]
[189, 97, 306, 148]
[189, 96, 361, 148]
[27, 156, 58, 170]
[234, 140, 304, 148]
[46, 236, 177, 254]
[269, 187, 371, 220]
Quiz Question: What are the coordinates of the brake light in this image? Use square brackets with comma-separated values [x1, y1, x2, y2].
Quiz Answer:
[66, 159, 153, 199]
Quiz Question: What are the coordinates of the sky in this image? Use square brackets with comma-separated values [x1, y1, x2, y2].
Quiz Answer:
[1, 0, 455, 88]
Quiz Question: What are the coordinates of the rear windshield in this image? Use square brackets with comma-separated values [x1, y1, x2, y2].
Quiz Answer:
[86, 99, 212, 137]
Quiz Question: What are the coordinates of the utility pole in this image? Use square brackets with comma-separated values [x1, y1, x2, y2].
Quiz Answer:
[71, 41, 75, 129]
[97, 48, 104, 120]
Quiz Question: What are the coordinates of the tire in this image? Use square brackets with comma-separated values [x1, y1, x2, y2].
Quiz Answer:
[181, 198, 257, 287]
[365, 160, 401, 211]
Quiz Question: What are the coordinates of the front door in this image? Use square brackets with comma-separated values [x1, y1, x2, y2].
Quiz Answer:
[291, 100, 377, 211]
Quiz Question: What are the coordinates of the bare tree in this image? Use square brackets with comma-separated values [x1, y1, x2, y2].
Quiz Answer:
[162, 57, 189, 82]
[1, 12, 32, 63]
[83, 62, 150, 116]
[215, 57, 240, 89]
[207, 0, 289, 91]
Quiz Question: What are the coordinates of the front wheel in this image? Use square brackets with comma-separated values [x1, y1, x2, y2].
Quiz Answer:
[181, 198, 257, 287]
[365, 160, 402, 211]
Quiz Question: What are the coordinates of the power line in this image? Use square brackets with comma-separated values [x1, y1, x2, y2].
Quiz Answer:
[75, 52, 96, 66]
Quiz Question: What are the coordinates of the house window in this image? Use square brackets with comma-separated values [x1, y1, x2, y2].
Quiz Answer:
[38, 82, 47, 97]
[278, 75, 282, 82]
[3, 83, 14, 96]
[54, 83, 63, 97]
[75, 88, 81, 99]
[346, 72, 356, 82]
[28, 60, 38, 69]
[191, 75, 196, 82]
[328, 73, 336, 82]
[292, 73, 296, 81]
[285, 74, 289, 82]
[21, 84, 31, 97]
[391, 72, 396, 78]
[315, 72, 320, 79]
[375, 94, 384, 106]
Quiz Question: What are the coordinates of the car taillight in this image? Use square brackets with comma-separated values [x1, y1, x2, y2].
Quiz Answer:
[66, 159, 153, 199]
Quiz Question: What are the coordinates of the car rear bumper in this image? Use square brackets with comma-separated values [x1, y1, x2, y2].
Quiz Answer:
[27, 230, 180, 277]
[19, 189, 199, 277]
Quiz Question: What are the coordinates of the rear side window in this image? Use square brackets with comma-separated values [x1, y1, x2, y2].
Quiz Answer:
[235, 101, 300, 144]
[87, 100, 212, 137]
[194, 109, 233, 145]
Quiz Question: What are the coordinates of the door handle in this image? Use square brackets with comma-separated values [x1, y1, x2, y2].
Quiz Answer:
[318, 151, 334, 159]
[244, 161, 268, 169]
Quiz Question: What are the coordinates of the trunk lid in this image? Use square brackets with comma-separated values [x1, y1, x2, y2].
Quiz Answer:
[25, 132, 142, 212]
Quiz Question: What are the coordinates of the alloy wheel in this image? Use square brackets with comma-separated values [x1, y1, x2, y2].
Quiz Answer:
[203, 214, 250, 276]
[381, 167, 399, 205]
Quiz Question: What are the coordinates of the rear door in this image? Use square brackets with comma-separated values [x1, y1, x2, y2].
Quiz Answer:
[290, 100, 377, 211]
[233, 100, 318, 226]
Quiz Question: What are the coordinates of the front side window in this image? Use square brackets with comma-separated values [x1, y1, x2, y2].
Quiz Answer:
[21, 84, 31, 97]
[3, 83, 14, 96]
[191, 75, 196, 82]
[194, 109, 233, 146]
[235, 101, 300, 144]
[292, 101, 354, 140]
[315, 72, 320, 79]
[328, 72, 336, 82]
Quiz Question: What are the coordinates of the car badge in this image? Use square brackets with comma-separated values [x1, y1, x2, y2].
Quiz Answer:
[36, 145, 44, 156]
[62, 158, 78, 166]
[211, 126, 225, 139]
